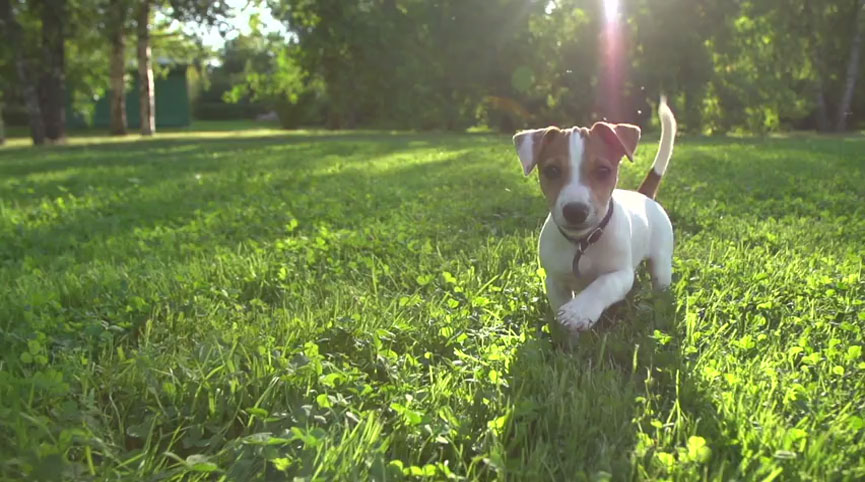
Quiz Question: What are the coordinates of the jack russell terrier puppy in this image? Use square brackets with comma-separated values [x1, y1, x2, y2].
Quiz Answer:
[513, 97, 677, 333]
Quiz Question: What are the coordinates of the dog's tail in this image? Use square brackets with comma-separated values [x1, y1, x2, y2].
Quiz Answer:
[637, 96, 677, 199]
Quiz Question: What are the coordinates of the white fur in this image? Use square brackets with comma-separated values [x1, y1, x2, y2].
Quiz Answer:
[535, 102, 677, 333]
[541, 190, 673, 332]
[552, 129, 592, 230]
[651, 96, 676, 175]
[514, 128, 548, 176]
[516, 133, 536, 175]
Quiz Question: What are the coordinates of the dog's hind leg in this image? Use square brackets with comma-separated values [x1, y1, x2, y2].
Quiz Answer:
[648, 254, 672, 290]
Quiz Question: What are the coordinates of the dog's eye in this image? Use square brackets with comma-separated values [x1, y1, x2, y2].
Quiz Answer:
[543, 166, 561, 179]
[595, 166, 612, 179]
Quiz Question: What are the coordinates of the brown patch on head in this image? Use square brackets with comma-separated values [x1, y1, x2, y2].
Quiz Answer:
[590, 122, 641, 161]
[584, 122, 642, 214]
[534, 128, 573, 210]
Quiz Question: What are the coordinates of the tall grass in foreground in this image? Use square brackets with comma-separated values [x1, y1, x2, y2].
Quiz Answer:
[1, 129, 864, 480]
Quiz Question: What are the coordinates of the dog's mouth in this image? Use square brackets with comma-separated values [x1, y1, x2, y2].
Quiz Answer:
[556, 221, 594, 237]
[559, 222, 587, 231]
[557, 211, 597, 231]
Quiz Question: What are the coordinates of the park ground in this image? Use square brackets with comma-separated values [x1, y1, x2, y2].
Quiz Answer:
[1, 123, 864, 480]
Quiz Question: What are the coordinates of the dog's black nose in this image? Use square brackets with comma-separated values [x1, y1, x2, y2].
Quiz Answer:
[562, 202, 590, 225]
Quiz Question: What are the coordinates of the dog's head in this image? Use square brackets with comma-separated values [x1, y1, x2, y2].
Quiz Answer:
[513, 122, 640, 235]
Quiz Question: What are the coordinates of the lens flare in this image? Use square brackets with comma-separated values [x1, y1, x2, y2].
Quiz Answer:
[603, 0, 619, 22]
[598, 0, 624, 121]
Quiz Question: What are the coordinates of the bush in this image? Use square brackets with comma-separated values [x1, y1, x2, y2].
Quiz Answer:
[1, 103, 31, 127]
[193, 101, 267, 121]
[274, 93, 326, 129]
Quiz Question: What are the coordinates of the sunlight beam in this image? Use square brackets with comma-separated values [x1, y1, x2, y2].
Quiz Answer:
[603, 0, 619, 22]
[598, 0, 625, 122]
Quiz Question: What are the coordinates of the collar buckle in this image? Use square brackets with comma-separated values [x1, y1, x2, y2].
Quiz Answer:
[586, 227, 604, 245]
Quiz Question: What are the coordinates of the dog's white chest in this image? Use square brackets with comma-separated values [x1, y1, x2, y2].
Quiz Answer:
[538, 214, 611, 289]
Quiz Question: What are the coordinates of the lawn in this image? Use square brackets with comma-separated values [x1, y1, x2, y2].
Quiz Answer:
[1, 126, 864, 480]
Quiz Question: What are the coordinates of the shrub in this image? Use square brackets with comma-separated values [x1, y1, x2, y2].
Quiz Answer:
[193, 101, 268, 121]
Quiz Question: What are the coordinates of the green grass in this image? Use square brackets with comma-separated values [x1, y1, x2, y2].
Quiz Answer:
[1, 125, 864, 480]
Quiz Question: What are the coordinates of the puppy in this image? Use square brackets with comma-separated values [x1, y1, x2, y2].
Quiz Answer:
[513, 97, 677, 333]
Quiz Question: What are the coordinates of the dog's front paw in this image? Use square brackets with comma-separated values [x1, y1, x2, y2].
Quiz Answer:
[556, 299, 600, 333]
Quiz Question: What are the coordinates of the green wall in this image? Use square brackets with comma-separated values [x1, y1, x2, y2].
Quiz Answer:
[70, 66, 190, 129]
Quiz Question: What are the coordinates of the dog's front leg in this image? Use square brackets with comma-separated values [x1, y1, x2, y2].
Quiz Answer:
[557, 269, 635, 332]
[545, 275, 573, 311]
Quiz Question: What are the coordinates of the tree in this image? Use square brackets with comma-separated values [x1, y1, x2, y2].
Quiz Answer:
[268, 0, 864, 133]
[133, 0, 229, 136]
[272, 0, 376, 128]
[136, 0, 155, 135]
[0, 94, 5, 146]
[221, 33, 323, 127]
[108, 0, 131, 135]
[266, 0, 541, 130]
[37, 0, 68, 142]
[701, 0, 865, 133]
[836, 0, 865, 131]
[1, 0, 100, 145]
[0, 33, 10, 146]
[627, 0, 737, 132]
[2, 0, 216, 143]
[0, 0, 46, 145]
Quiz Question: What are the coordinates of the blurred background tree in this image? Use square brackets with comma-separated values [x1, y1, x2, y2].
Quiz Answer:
[1, 0, 227, 143]
[250, 0, 865, 133]
[3, 0, 864, 141]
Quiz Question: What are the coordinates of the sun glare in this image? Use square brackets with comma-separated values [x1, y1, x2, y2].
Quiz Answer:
[603, 0, 619, 22]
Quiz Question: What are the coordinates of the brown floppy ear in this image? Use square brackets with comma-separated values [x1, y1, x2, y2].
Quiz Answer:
[590, 122, 641, 162]
[512, 126, 561, 175]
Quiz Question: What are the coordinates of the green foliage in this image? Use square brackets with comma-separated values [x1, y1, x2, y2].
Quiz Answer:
[66, 0, 116, 121]
[4, 0, 861, 134]
[195, 31, 321, 127]
[193, 101, 267, 121]
[219, 37, 325, 127]
[1, 126, 864, 479]
[1, 0, 223, 129]
[194, 35, 269, 117]
[701, 1, 815, 133]
[268, 0, 546, 130]
[251, 0, 864, 133]
[223, 43, 303, 105]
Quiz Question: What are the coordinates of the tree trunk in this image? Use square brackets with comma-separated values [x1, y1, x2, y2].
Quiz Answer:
[836, 0, 865, 131]
[0, 101, 5, 146]
[807, 1, 832, 132]
[108, 0, 128, 135]
[814, 76, 831, 132]
[137, 0, 155, 136]
[0, 0, 46, 145]
[17, 59, 47, 145]
[38, 0, 67, 143]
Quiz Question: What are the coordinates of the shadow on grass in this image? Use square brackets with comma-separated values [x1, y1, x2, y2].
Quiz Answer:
[0, 135, 537, 273]
[489, 135, 865, 478]
[500, 275, 727, 479]
[0, 130, 506, 175]
[0, 133, 436, 176]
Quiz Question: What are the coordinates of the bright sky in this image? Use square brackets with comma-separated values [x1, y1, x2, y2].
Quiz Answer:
[178, 0, 288, 50]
